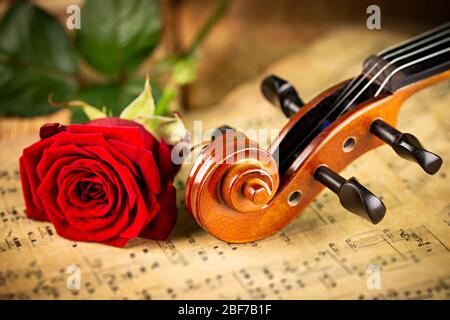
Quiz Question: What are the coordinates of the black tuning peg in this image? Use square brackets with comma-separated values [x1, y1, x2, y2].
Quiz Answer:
[261, 75, 304, 118]
[314, 166, 386, 224]
[211, 125, 235, 141]
[370, 119, 443, 175]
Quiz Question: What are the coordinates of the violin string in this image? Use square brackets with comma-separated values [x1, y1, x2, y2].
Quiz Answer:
[374, 47, 450, 97]
[378, 21, 450, 56]
[334, 26, 448, 108]
[292, 27, 450, 159]
[332, 69, 370, 111]
[334, 24, 450, 106]
[276, 24, 450, 173]
[380, 27, 450, 57]
[333, 26, 450, 110]
[338, 37, 450, 117]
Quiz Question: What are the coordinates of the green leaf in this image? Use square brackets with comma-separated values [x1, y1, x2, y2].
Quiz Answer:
[76, 83, 124, 116]
[70, 107, 90, 124]
[70, 79, 161, 123]
[76, 0, 161, 77]
[0, 1, 78, 117]
[120, 76, 155, 120]
[136, 113, 187, 144]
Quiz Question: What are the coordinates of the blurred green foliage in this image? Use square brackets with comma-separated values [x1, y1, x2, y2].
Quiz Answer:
[0, 1, 78, 116]
[0, 0, 228, 122]
[76, 0, 161, 77]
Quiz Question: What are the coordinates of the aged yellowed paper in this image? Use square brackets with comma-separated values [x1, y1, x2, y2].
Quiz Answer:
[0, 28, 449, 299]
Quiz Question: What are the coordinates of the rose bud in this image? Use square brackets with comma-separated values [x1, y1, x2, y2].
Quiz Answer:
[19, 118, 178, 247]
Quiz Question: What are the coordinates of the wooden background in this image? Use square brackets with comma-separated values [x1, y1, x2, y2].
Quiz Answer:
[0, 0, 449, 114]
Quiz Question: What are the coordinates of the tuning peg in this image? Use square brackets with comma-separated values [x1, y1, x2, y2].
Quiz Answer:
[211, 125, 235, 141]
[370, 119, 442, 175]
[314, 166, 386, 224]
[261, 75, 304, 118]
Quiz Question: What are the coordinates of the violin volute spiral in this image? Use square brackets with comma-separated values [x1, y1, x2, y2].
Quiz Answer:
[185, 131, 280, 242]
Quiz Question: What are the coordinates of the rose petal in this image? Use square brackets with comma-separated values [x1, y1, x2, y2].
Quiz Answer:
[108, 139, 161, 195]
[21, 135, 59, 211]
[54, 158, 130, 236]
[51, 132, 140, 177]
[39, 123, 66, 139]
[37, 143, 91, 180]
[19, 156, 48, 221]
[157, 140, 176, 183]
[57, 165, 114, 219]
[140, 183, 177, 240]
[85, 118, 157, 150]
[69, 122, 153, 150]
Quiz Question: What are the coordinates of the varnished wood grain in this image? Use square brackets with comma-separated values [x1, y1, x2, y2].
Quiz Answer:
[186, 70, 450, 243]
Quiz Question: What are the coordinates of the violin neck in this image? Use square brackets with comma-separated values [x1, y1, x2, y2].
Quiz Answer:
[367, 22, 450, 95]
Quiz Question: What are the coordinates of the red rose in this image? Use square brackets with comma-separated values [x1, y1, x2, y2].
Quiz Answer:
[19, 118, 178, 247]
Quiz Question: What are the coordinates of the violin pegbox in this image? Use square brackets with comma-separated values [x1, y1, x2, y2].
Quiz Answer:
[185, 70, 447, 243]
[261, 73, 444, 224]
[262, 75, 389, 224]
[185, 22, 450, 242]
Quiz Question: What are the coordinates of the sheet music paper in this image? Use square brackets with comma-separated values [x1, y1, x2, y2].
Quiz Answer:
[0, 28, 449, 299]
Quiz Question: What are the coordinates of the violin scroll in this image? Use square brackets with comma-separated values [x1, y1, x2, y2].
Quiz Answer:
[220, 143, 279, 213]
[185, 49, 449, 243]
[185, 129, 280, 242]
